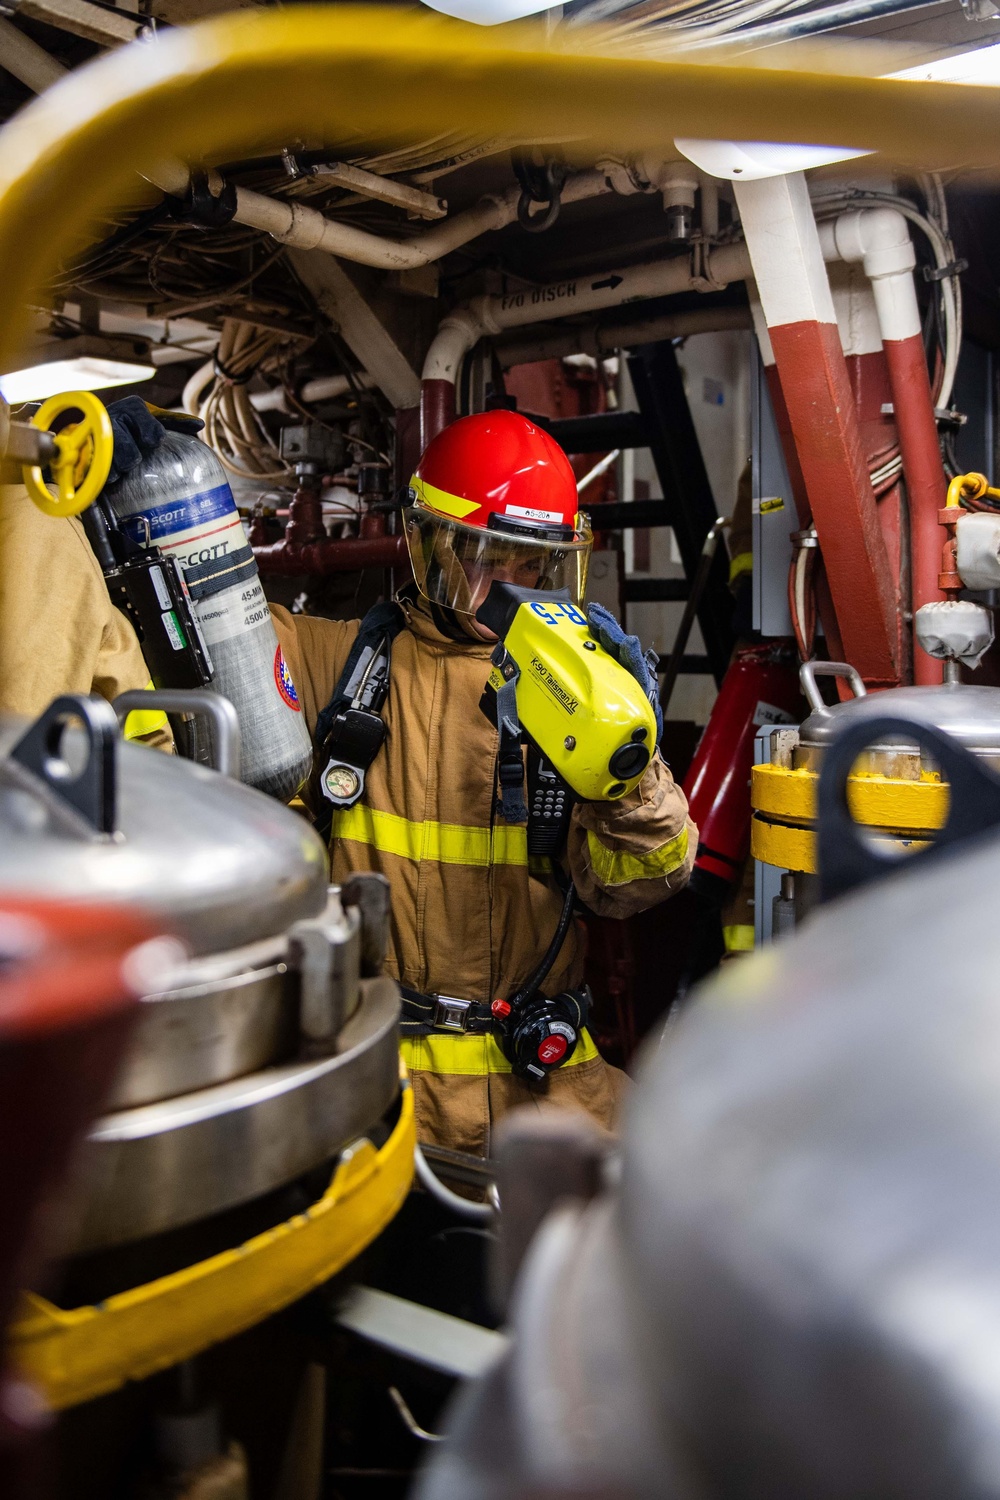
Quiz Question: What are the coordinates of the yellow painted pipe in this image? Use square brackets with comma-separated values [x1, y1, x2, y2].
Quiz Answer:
[947, 471, 1000, 508]
[0, 6, 998, 370]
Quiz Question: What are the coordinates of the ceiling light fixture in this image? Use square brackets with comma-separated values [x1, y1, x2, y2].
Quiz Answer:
[419, 0, 556, 24]
[890, 40, 1000, 85]
[0, 331, 155, 406]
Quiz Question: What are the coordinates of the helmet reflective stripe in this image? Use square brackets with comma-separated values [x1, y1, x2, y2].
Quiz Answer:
[408, 474, 480, 522]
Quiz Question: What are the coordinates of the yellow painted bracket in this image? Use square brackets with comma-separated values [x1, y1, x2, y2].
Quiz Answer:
[751, 761, 948, 833]
[9, 1081, 415, 1412]
[751, 812, 931, 875]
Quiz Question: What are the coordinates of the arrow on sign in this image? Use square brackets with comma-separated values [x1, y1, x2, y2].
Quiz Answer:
[591, 275, 624, 291]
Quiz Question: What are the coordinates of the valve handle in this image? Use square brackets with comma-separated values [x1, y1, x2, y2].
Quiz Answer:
[22, 390, 114, 518]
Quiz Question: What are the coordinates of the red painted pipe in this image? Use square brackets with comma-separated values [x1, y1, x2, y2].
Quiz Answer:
[420, 379, 457, 450]
[284, 482, 325, 546]
[768, 320, 900, 688]
[682, 643, 801, 899]
[882, 332, 946, 685]
[252, 533, 409, 577]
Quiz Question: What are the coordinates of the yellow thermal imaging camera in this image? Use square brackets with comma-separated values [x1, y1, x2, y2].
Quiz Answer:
[477, 583, 657, 805]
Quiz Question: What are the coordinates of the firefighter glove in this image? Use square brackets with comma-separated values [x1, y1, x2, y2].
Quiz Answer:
[586, 601, 662, 742]
[105, 398, 204, 487]
[105, 396, 167, 486]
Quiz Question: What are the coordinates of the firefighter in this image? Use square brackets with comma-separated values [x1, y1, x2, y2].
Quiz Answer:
[272, 410, 696, 1158]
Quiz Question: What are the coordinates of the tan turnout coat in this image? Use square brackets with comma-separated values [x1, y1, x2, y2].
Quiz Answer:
[0, 484, 172, 746]
[272, 592, 696, 1158]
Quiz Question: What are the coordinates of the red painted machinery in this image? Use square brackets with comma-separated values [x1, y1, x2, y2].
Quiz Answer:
[683, 642, 801, 902]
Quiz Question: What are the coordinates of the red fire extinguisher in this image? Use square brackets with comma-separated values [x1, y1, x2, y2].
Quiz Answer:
[682, 643, 801, 902]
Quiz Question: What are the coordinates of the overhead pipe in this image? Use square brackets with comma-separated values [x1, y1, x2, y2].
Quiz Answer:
[251, 531, 408, 576]
[182, 360, 375, 417]
[249, 371, 374, 415]
[0, 24, 660, 278]
[181, 165, 627, 275]
[0, 15, 66, 90]
[495, 303, 753, 370]
[420, 240, 754, 444]
[818, 206, 947, 682]
[0, 2, 997, 387]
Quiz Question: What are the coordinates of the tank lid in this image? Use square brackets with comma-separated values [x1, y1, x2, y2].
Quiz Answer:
[800, 683, 1000, 753]
[0, 699, 327, 956]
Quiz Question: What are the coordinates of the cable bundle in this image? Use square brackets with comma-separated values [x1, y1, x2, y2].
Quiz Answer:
[183, 319, 300, 482]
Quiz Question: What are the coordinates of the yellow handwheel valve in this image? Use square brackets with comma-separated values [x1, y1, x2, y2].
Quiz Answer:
[22, 389, 114, 518]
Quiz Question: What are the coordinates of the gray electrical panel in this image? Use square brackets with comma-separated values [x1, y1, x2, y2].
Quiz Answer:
[751, 351, 797, 637]
[754, 724, 789, 947]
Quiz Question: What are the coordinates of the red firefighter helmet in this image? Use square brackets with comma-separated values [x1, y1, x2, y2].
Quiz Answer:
[404, 410, 592, 619]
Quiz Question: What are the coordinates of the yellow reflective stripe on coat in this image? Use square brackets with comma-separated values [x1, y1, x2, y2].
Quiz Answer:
[400, 1028, 599, 1077]
[585, 824, 689, 888]
[723, 923, 755, 953]
[333, 803, 528, 867]
[728, 550, 753, 585]
[122, 681, 169, 740]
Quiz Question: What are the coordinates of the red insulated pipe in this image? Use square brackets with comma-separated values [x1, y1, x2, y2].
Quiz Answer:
[420, 379, 457, 449]
[252, 533, 409, 577]
[881, 333, 947, 685]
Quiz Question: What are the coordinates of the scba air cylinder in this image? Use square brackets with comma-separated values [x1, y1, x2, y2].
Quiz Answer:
[103, 432, 312, 801]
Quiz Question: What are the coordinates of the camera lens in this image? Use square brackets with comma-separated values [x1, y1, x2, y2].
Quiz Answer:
[608, 743, 650, 780]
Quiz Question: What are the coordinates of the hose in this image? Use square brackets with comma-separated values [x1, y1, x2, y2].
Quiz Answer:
[507, 879, 577, 1012]
[413, 1144, 496, 1224]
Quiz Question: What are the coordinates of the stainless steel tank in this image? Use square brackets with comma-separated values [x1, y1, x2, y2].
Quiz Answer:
[794, 660, 1000, 776]
[0, 692, 400, 1254]
[752, 663, 1000, 909]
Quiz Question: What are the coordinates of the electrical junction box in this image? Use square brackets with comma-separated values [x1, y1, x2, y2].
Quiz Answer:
[279, 423, 345, 472]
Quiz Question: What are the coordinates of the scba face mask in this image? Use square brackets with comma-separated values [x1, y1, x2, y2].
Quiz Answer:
[405, 409, 592, 618]
[403, 505, 591, 619]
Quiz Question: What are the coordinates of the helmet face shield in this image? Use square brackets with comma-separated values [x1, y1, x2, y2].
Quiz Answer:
[403, 507, 592, 619]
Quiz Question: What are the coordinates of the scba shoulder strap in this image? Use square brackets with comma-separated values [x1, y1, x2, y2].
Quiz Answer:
[313, 599, 406, 838]
[313, 597, 573, 860]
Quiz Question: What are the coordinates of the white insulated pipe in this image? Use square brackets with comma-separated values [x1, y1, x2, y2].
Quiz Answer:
[142, 165, 625, 274]
[0, 15, 66, 90]
[0, 25, 656, 277]
[182, 360, 374, 417]
[422, 241, 753, 385]
[250, 371, 374, 413]
[496, 304, 753, 369]
[424, 205, 927, 389]
[817, 208, 921, 343]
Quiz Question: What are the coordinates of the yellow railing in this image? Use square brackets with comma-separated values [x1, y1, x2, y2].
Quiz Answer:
[0, 6, 998, 371]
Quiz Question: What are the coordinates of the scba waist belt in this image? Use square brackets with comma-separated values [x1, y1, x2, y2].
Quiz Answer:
[399, 987, 497, 1036]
